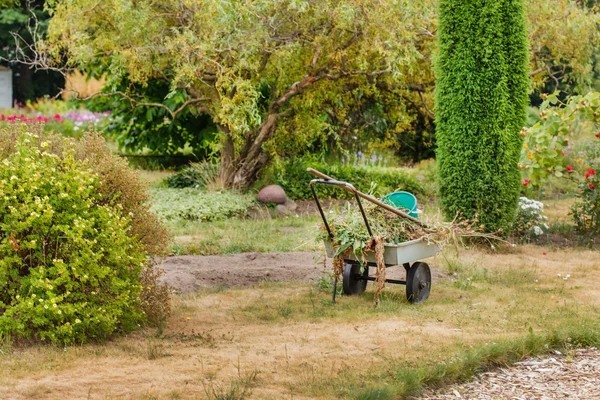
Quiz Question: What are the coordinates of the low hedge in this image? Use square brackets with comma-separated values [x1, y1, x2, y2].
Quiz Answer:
[269, 158, 428, 200]
[149, 188, 256, 222]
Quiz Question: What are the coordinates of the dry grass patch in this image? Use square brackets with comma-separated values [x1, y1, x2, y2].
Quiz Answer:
[0, 245, 599, 399]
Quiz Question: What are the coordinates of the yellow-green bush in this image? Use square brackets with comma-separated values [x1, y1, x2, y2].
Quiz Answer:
[0, 126, 171, 344]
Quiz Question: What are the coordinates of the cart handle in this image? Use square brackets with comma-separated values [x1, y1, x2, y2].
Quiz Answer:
[307, 168, 426, 227]
[310, 178, 374, 239]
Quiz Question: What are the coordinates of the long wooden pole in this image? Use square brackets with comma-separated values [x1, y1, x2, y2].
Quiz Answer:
[306, 168, 426, 227]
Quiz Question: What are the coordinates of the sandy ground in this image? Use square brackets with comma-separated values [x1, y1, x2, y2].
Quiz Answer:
[158, 251, 447, 293]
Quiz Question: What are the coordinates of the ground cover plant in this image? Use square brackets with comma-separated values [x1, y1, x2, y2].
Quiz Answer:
[149, 188, 256, 223]
[0, 125, 170, 344]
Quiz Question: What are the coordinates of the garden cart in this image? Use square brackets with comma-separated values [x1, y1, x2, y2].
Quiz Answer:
[307, 168, 440, 304]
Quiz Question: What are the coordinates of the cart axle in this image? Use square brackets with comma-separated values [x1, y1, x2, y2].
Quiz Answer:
[358, 276, 407, 285]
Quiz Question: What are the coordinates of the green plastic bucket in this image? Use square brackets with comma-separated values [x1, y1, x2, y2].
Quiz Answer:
[382, 191, 418, 219]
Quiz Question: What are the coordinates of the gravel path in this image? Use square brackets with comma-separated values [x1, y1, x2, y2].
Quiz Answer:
[417, 348, 600, 399]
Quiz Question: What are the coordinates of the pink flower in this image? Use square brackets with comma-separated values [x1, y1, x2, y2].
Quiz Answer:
[522, 179, 530, 187]
[566, 165, 575, 172]
[561, 151, 565, 156]
[53, 113, 61, 120]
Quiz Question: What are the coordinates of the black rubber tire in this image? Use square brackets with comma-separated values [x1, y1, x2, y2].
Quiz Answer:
[342, 263, 367, 295]
[406, 262, 431, 304]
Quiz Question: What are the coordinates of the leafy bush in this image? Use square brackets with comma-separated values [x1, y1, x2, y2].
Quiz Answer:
[435, 0, 529, 232]
[264, 157, 427, 200]
[75, 134, 171, 256]
[571, 142, 600, 243]
[0, 132, 145, 344]
[164, 161, 220, 190]
[512, 197, 548, 241]
[150, 189, 255, 222]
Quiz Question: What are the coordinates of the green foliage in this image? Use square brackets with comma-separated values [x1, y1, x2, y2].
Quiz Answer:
[435, 0, 529, 232]
[0, 132, 145, 344]
[267, 158, 427, 201]
[42, 0, 600, 188]
[521, 92, 600, 187]
[571, 142, 600, 242]
[149, 188, 255, 222]
[164, 162, 220, 189]
[87, 79, 217, 156]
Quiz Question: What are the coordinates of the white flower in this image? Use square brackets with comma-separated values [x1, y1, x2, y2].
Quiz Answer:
[533, 226, 544, 236]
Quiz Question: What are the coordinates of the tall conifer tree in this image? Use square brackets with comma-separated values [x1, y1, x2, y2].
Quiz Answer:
[435, 0, 529, 232]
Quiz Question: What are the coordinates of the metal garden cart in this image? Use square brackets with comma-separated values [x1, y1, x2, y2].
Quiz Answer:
[307, 168, 440, 304]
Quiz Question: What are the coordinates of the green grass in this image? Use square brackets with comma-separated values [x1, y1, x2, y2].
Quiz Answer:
[169, 216, 321, 255]
[342, 323, 600, 399]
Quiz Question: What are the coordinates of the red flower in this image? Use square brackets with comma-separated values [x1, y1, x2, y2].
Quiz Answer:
[586, 169, 597, 179]
[0, 114, 4, 121]
[522, 179, 530, 187]
[589, 183, 596, 190]
[53, 113, 61, 120]
[566, 165, 575, 172]
[596, 132, 600, 138]
[561, 151, 565, 156]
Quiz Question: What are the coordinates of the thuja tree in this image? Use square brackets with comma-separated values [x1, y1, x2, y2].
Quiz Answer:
[435, 0, 529, 232]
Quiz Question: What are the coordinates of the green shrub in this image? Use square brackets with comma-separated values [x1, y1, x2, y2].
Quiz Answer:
[265, 158, 427, 200]
[435, 0, 529, 232]
[0, 132, 145, 344]
[150, 188, 256, 222]
[75, 133, 171, 256]
[164, 161, 220, 189]
[571, 142, 600, 243]
[0, 125, 170, 256]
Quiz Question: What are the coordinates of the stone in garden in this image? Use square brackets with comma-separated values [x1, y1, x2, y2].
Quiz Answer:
[276, 204, 291, 216]
[257, 185, 288, 204]
[284, 199, 297, 211]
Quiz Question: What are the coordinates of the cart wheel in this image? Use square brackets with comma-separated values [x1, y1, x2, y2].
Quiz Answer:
[406, 262, 431, 304]
[343, 263, 367, 295]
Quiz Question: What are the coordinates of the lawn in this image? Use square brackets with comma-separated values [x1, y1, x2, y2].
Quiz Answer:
[1, 231, 599, 398]
[1, 171, 596, 399]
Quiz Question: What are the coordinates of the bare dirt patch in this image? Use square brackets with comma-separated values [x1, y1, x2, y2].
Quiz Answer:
[158, 251, 448, 294]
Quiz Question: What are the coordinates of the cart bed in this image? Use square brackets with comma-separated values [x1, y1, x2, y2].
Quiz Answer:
[325, 238, 439, 266]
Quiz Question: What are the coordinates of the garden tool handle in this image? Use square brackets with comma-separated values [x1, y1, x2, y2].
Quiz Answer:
[306, 168, 426, 227]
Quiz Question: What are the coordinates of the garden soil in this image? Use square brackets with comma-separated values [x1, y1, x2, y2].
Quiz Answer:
[158, 251, 448, 293]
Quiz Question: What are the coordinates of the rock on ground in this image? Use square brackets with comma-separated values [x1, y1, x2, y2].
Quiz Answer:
[257, 184, 288, 204]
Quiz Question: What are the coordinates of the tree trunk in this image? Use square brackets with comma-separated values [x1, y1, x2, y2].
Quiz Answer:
[217, 113, 278, 190]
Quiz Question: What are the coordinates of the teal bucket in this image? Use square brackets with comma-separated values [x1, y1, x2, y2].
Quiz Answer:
[381, 191, 418, 218]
